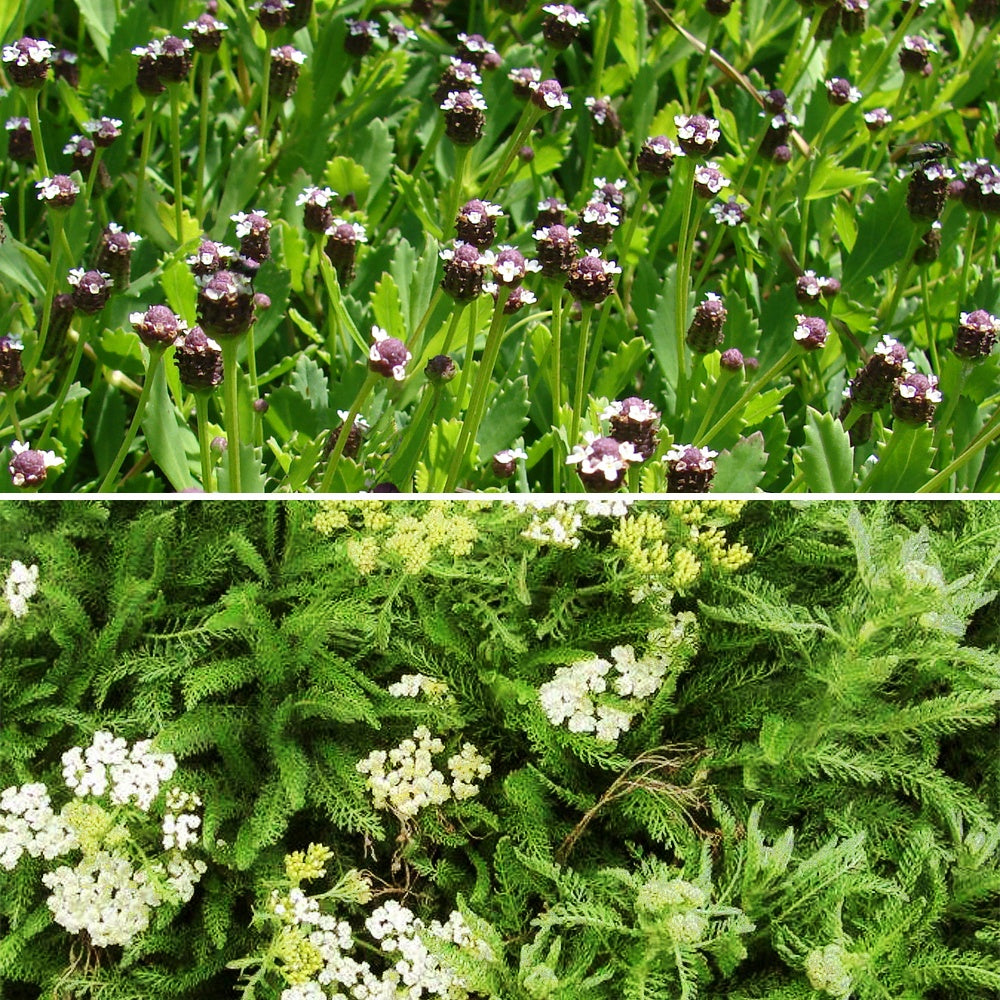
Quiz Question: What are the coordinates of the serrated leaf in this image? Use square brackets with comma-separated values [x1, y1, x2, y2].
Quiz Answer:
[800, 406, 855, 492]
[160, 259, 198, 327]
[356, 119, 394, 208]
[478, 376, 530, 460]
[832, 198, 859, 254]
[140, 362, 197, 491]
[74, 0, 115, 60]
[843, 178, 912, 286]
[806, 163, 873, 201]
[712, 433, 767, 491]
[743, 384, 793, 426]
[595, 336, 650, 399]
[611, 0, 640, 77]
[324, 156, 370, 210]
[415, 418, 469, 491]
[860, 424, 937, 492]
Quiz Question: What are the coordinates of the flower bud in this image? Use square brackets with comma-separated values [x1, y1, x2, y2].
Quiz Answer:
[324, 219, 367, 285]
[8, 441, 63, 487]
[664, 444, 717, 492]
[232, 210, 271, 263]
[455, 199, 503, 249]
[197, 270, 256, 337]
[530, 79, 572, 112]
[954, 309, 999, 361]
[567, 432, 641, 491]
[96, 224, 141, 290]
[185, 13, 228, 53]
[425, 354, 457, 383]
[578, 200, 619, 247]
[297, 186, 337, 234]
[130, 305, 186, 349]
[686, 292, 727, 353]
[174, 326, 224, 391]
[188, 239, 235, 278]
[891, 372, 941, 425]
[907, 162, 952, 222]
[433, 58, 481, 107]
[67, 268, 112, 314]
[157, 35, 193, 82]
[368, 326, 411, 380]
[0, 334, 26, 390]
[719, 347, 745, 371]
[2, 37, 54, 88]
[541, 5, 589, 50]
[792, 314, 829, 350]
[6, 117, 34, 163]
[565, 249, 620, 303]
[454, 33, 496, 70]
[441, 89, 487, 146]
[637, 135, 683, 177]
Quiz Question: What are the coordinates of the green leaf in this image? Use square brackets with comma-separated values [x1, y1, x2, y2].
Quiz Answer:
[356, 120, 394, 209]
[800, 407, 855, 492]
[611, 0, 640, 77]
[371, 273, 406, 344]
[140, 362, 197, 491]
[712, 433, 767, 491]
[843, 178, 913, 286]
[213, 141, 268, 241]
[161, 259, 198, 327]
[595, 336, 650, 400]
[324, 156, 370, 212]
[478, 376, 530, 460]
[832, 197, 859, 254]
[806, 163, 873, 201]
[74, 0, 115, 60]
[415, 418, 468, 491]
[391, 169, 444, 242]
[860, 424, 937, 492]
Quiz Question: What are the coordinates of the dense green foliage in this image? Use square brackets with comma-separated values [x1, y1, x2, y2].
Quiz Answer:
[0, 0, 998, 491]
[1, 499, 998, 998]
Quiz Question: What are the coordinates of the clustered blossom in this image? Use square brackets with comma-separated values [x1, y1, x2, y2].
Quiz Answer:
[793, 314, 829, 351]
[578, 200, 619, 246]
[35, 174, 79, 208]
[441, 89, 488, 144]
[585, 96, 623, 147]
[843, 335, 916, 410]
[825, 77, 862, 105]
[891, 371, 942, 425]
[368, 325, 411, 380]
[0, 333, 25, 390]
[454, 198, 503, 248]
[324, 218, 367, 284]
[67, 267, 112, 313]
[266, 867, 490, 1000]
[8, 440, 64, 488]
[387, 673, 451, 700]
[270, 45, 306, 100]
[492, 446, 528, 477]
[564, 248, 621, 303]
[954, 309, 1000, 361]
[529, 78, 572, 111]
[959, 159, 1000, 215]
[541, 4, 589, 49]
[674, 113, 720, 156]
[2, 37, 55, 87]
[567, 432, 642, 492]
[4, 559, 39, 618]
[709, 197, 747, 226]
[863, 107, 892, 132]
[664, 444, 718, 492]
[1, 733, 205, 948]
[637, 135, 683, 177]
[539, 634, 686, 743]
[520, 502, 583, 548]
[693, 163, 729, 199]
[356, 726, 490, 818]
[297, 186, 338, 233]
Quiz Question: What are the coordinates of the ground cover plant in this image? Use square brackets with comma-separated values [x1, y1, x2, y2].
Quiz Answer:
[1, 498, 999, 998]
[0, 0, 998, 492]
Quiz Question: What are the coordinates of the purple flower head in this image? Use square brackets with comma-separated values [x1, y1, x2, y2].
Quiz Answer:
[899, 34, 936, 74]
[324, 219, 367, 284]
[508, 67, 541, 100]
[864, 107, 892, 132]
[83, 117, 123, 148]
[674, 113, 720, 156]
[455, 198, 504, 248]
[157, 35, 194, 82]
[232, 210, 272, 263]
[130, 304, 187, 349]
[67, 268, 112, 314]
[297, 185, 338, 234]
[686, 292, 727, 353]
[441, 89, 488, 145]
[578, 200, 619, 247]
[36, 175, 79, 209]
[567, 432, 642, 491]
[793, 314, 829, 350]
[533, 224, 581, 278]
[664, 444, 718, 492]
[709, 197, 746, 226]
[2, 37, 55, 88]
[345, 18, 380, 57]
[891, 371, 942, 425]
[368, 326, 411, 380]
[492, 447, 527, 478]
[565, 249, 621, 303]
[185, 13, 229, 53]
[585, 96, 624, 148]
[637, 135, 684, 177]
[188, 239, 236, 278]
[455, 33, 496, 69]
[174, 326, 224, 391]
[0, 334, 26, 390]
[440, 241, 491, 300]
[591, 176, 628, 210]
[8, 441, 63, 488]
[541, 4, 589, 49]
[530, 78, 572, 112]
[197, 269, 256, 336]
[693, 163, 730, 198]
[254, 0, 292, 32]
[269, 45, 306, 100]
[825, 77, 862, 106]
[954, 309, 1000, 361]
[603, 397, 660, 459]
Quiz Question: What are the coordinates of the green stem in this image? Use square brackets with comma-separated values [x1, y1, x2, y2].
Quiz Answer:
[134, 97, 156, 232]
[260, 44, 272, 147]
[395, 384, 441, 490]
[195, 392, 214, 491]
[958, 214, 978, 310]
[877, 226, 922, 331]
[27, 212, 66, 378]
[689, 20, 718, 112]
[856, 0, 921, 93]
[98, 346, 166, 493]
[319, 369, 379, 491]
[376, 118, 444, 241]
[692, 369, 738, 443]
[569, 305, 595, 455]
[695, 345, 799, 446]
[918, 406, 1000, 492]
[195, 55, 213, 220]
[444, 288, 511, 491]
[619, 174, 654, 306]
[38, 315, 88, 448]
[406, 286, 445, 354]
[550, 285, 564, 490]
[921, 268, 939, 377]
[25, 88, 49, 178]
[220, 337, 244, 492]
[483, 104, 541, 201]
[840, 403, 867, 434]
[443, 145, 471, 239]
[83, 147, 105, 205]
[674, 159, 697, 409]
[454, 298, 480, 416]
[1, 394, 24, 441]
[169, 84, 185, 244]
[246, 326, 262, 447]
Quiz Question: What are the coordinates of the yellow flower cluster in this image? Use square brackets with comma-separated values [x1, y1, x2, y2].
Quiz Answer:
[274, 925, 325, 985]
[284, 842, 333, 886]
[62, 800, 127, 856]
[319, 502, 481, 576]
[612, 503, 752, 601]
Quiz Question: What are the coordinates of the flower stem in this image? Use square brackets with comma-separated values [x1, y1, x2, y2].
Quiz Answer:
[958, 214, 978, 311]
[674, 158, 696, 409]
[320, 369, 379, 491]
[195, 392, 214, 491]
[444, 288, 511, 491]
[921, 269, 940, 376]
[169, 84, 185, 244]
[134, 96, 156, 232]
[619, 174, 653, 309]
[443, 145, 471, 239]
[878, 226, 923, 330]
[919, 405, 1000, 492]
[550, 285, 564, 489]
[695, 345, 798, 446]
[689, 20, 717, 112]
[195, 55, 213, 220]
[83, 147, 105, 206]
[260, 45, 272, 148]
[454, 298, 480, 416]
[569, 304, 595, 454]
[220, 337, 244, 492]
[25, 88, 49, 178]
[27, 212, 66, 379]
[98, 345, 167, 493]
[38, 314, 88, 448]
[483, 104, 541, 201]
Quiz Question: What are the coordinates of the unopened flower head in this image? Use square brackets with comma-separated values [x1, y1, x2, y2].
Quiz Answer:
[864, 107, 892, 131]
[0, 334, 25, 390]
[67, 268, 112, 314]
[492, 447, 528, 478]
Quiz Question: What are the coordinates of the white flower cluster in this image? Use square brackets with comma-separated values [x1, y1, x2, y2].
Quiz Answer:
[357, 727, 490, 818]
[4, 559, 39, 618]
[387, 673, 450, 700]
[271, 889, 491, 1000]
[519, 503, 583, 549]
[62, 731, 177, 809]
[0, 732, 206, 948]
[539, 619, 697, 744]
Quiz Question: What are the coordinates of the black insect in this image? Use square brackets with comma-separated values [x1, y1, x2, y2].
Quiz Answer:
[890, 140, 954, 165]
